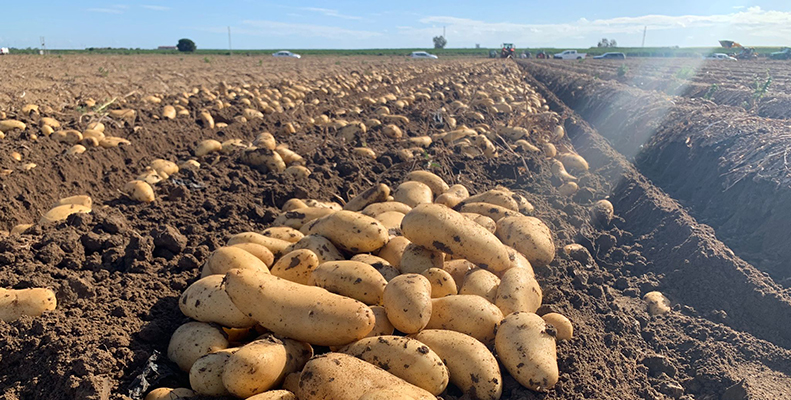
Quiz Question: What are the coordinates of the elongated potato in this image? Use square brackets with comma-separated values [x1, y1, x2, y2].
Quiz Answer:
[224, 269, 375, 346]
[399, 243, 444, 274]
[0, 288, 57, 322]
[499, 246, 535, 278]
[435, 184, 469, 208]
[246, 390, 296, 400]
[274, 207, 336, 229]
[496, 216, 555, 267]
[179, 275, 255, 328]
[195, 140, 222, 157]
[145, 388, 195, 400]
[426, 295, 503, 345]
[358, 389, 419, 400]
[303, 211, 389, 253]
[383, 274, 432, 334]
[559, 153, 589, 172]
[495, 267, 542, 315]
[39, 204, 91, 225]
[366, 305, 395, 337]
[285, 235, 344, 264]
[361, 201, 412, 217]
[201, 246, 270, 278]
[351, 254, 400, 281]
[226, 232, 291, 257]
[442, 259, 475, 288]
[402, 204, 511, 272]
[542, 313, 573, 340]
[406, 170, 449, 196]
[413, 329, 502, 400]
[345, 183, 391, 212]
[298, 353, 435, 400]
[394, 181, 433, 207]
[261, 226, 304, 243]
[461, 190, 519, 211]
[189, 349, 234, 396]
[340, 336, 449, 395]
[309, 261, 387, 305]
[151, 159, 179, 176]
[376, 236, 411, 269]
[460, 269, 500, 303]
[167, 322, 229, 371]
[125, 180, 156, 203]
[464, 213, 496, 233]
[376, 211, 405, 231]
[222, 336, 288, 397]
[496, 312, 558, 391]
[230, 242, 275, 266]
[459, 202, 520, 222]
[54, 195, 92, 208]
[270, 249, 319, 285]
[421, 268, 457, 298]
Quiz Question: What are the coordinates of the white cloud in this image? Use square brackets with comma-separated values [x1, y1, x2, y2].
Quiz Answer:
[301, 7, 362, 21]
[142, 5, 170, 11]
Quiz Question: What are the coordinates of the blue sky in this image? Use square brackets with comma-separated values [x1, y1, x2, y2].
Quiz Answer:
[2, 1, 791, 49]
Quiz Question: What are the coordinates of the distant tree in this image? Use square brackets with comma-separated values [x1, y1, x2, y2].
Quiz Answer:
[609, 39, 618, 47]
[433, 36, 447, 49]
[177, 38, 196, 52]
[597, 38, 609, 48]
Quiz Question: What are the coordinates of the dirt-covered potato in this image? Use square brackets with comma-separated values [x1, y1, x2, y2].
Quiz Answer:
[145, 388, 195, 400]
[495, 267, 542, 315]
[340, 335, 449, 395]
[495, 216, 555, 267]
[393, 181, 433, 207]
[351, 254, 400, 281]
[221, 336, 288, 397]
[179, 275, 255, 328]
[442, 259, 476, 287]
[201, 246, 270, 278]
[362, 201, 412, 217]
[302, 210, 389, 253]
[383, 274, 432, 334]
[270, 249, 320, 285]
[435, 184, 470, 208]
[0, 288, 57, 322]
[274, 207, 336, 229]
[308, 261, 388, 305]
[261, 226, 304, 243]
[246, 390, 297, 400]
[644, 291, 671, 316]
[125, 180, 156, 203]
[496, 312, 558, 391]
[226, 232, 291, 257]
[224, 269, 375, 346]
[459, 202, 521, 222]
[461, 189, 519, 211]
[421, 268, 458, 298]
[405, 170, 449, 196]
[542, 312, 573, 340]
[285, 235, 344, 264]
[365, 305, 395, 337]
[375, 210, 405, 231]
[189, 349, 235, 396]
[229, 242, 275, 266]
[459, 269, 501, 303]
[167, 322, 229, 372]
[426, 295, 503, 345]
[399, 243, 444, 274]
[345, 183, 391, 212]
[376, 236, 411, 269]
[413, 329, 502, 400]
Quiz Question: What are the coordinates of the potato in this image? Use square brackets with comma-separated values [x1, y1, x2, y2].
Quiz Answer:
[402, 204, 511, 272]
[376, 236, 410, 269]
[99, 136, 131, 148]
[405, 171, 449, 196]
[274, 207, 336, 229]
[591, 199, 614, 226]
[302, 210, 389, 253]
[383, 274, 432, 334]
[82, 129, 105, 141]
[345, 183, 391, 212]
[644, 291, 671, 316]
[340, 336, 449, 395]
[366, 305, 395, 337]
[246, 390, 297, 400]
[542, 313, 573, 340]
[303, 199, 343, 210]
[542, 142, 557, 158]
[558, 181, 579, 196]
[394, 181, 433, 207]
[460, 269, 500, 303]
[189, 349, 234, 396]
[66, 144, 86, 155]
[550, 159, 576, 182]
[382, 124, 403, 139]
[163, 105, 177, 119]
[230, 242, 275, 266]
[39, 117, 61, 128]
[145, 388, 195, 400]
[179, 275, 256, 327]
[224, 269, 375, 346]
[495, 216, 555, 267]
[495, 267, 542, 315]
[39, 204, 91, 225]
[375, 211, 405, 231]
[351, 254, 400, 281]
[426, 295, 503, 345]
[125, 180, 156, 203]
[353, 147, 376, 159]
[54, 195, 92, 208]
[298, 353, 435, 400]
[309, 261, 387, 305]
[276, 146, 305, 166]
[285, 165, 311, 179]
[358, 389, 420, 400]
[361, 201, 412, 217]
[282, 373, 301, 395]
[413, 330, 502, 400]
[240, 147, 287, 173]
[10, 224, 33, 235]
[459, 202, 520, 222]
[408, 136, 432, 148]
[195, 139, 222, 157]
[461, 189, 519, 211]
[270, 249, 319, 285]
[399, 243, 444, 274]
[421, 268, 457, 298]
[222, 336, 288, 397]
[151, 159, 179, 176]
[199, 110, 215, 129]
[167, 322, 229, 371]
[502, 246, 534, 278]
[0, 119, 26, 132]
[0, 288, 57, 322]
[495, 312, 558, 391]
[559, 153, 588, 172]
[227, 232, 291, 257]
[261, 226, 304, 243]
[285, 235, 344, 264]
[201, 246, 270, 278]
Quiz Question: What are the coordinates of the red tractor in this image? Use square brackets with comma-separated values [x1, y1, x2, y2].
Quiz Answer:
[501, 43, 516, 59]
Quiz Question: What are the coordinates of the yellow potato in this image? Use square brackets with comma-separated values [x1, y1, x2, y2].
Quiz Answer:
[261, 226, 304, 243]
[413, 329, 502, 400]
[495, 312, 558, 391]
[393, 181, 433, 207]
[365, 305, 395, 337]
[0, 288, 57, 322]
[542, 312, 573, 340]
[240, 147, 287, 173]
[358, 389, 419, 400]
[426, 295, 503, 345]
[405, 170, 449, 196]
[246, 390, 297, 400]
[421, 268, 457, 298]
[462, 189, 519, 211]
[495, 216, 555, 267]
[399, 243, 444, 274]
[382, 124, 403, 139]
[559, 153, 589, 172]
[442, 259, 475, 288]
[199, 110, 215, 129]
[125, 180, 156, 203]
[542, 142, 557, 158]
[273, 207, 336, 229]
[99, 136, 131, 148]
[558, 181, 579, 196]
[82, 129, 105, 141]
[361, 201, 412, 217]
[54, 195, 92, 208]
[459, 202, 520, 222]
[270, 249, 319, 285]
[351, 254, 400, 281]
[383, 274, 432, 334]
[167, 322, 229, 371]
[10, 224, 33, 235]
[145, 388, 195, 400]
[459, 269, 500, 303]
[495, 267, 542, 315]
[285, 235, 344, 264]
[189, 349, 234, 396]
[550, 159, 576, 182]
[340, 336, 449, 395]
[39, 204, 91, 225]
[501, 246, 535, 278]
[163, 105, 177, 119]
[151, 159, 179, 176]
[302, 210, 389, 253]
[276, 146, 304, 166]
[195, 139, 222, 157]
[179, 275, 256, 328]
[201, 246, 270, 278]
[222, 337, 288, 397]
[253, 132, 277, 150]
[281, 373, 301, 395]
[226, 232, 290, 257]
[376, 236, 411, 269]
[375, 210, 405, 231]
[39, 117, 61, 128]
[52, 129, 82, 144]
[224, 269, 376, 346]
[644, 291, 671, 316]
[308, 261, 388, 305]
[344, 183, 390, 212]
[285, 165, 311, 179]
[0, 119, 26, 132]
[230, 242, 275, 266]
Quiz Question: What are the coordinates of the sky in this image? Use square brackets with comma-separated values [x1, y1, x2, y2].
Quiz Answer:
[2, 1, 791, 49]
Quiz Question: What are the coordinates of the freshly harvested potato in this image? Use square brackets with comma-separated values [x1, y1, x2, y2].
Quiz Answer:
[465, 213, 497, 233]
[644, 291, 671, 316]
[542, 142, 557, 158]
[383, 274, 432, 334]
[495, 312, 558, 391]
[502, 246, 535, 278]
[376, 236, 411, 269]
[459, 202, 520, 222]
[285, 235, 344, 264]
[462, 189, 519, 211]
[99, 136, 131, 148]
[351, 254, 400, 281]
[421, 268, 457, 298]
[167, 322, 229, 371]
[366, 305, 395, 337]
[550, 159, 576, 182]
[39, 204, 91, 225]
[591, 199, 614, 226]
[179, 275, 256, 328]
[495, 267, 542, 315]
[382, 124, 403, 139]
[426, 295, 503, 345]
[405, 170, 449, 196]
[199, 110, 215, 129]
[201, 246, 270, 278]
[253, 132, 277, 150]
[222, 336, 288, 397]
[151, 159, 179, 176]
[442, 259, 476, 288]
[246, 390, 297, 400]
[125, 180, 156, 203]
[82, 129, 105, 141]
[344, 183, 390, 212]
[434, 184, 469, 208]
[413, 329, 502, 400]
[496, 216, 555, 267]
[240, 147, 286, 173]
[10, 224, 33, 235]
[0, 288, 57, 322]
[0, 119, 26, 132]
[230, 242, 275, 266]
[39, 117, 61, 128]
[54, 195, 92, 208]
[163, 105, 177, 120]
[353, 147, 377, 159]
[66, 144, 86, 155]
[273, 207, 336, 229]
[308, 261, 388, 305]
[375, 211, 405, 231]
[394, 181, 433, 207]
[340, 335, 449, 395]
[276, 146, 305, 166]
[399, 243, 444, 274]
[261, 226, 304, 243]
[402, 204, 511, 272]
[298, 353, 435, 400]
[558, 181, 579, 196]
[189, 349, 234, 396]
[302, 210, 389, 253]
[361, 201, 412, 217]
[284, 165, 311, 179]
[460, 269, 500, 303]
[145, 388, 195, 400]
[224, 269, 376, 346]
[559, 153, 589, 172]
[195, 140, 222, 157]
[270, 249, 319, 285]
[226, 232, 291, 257]
[358, 389, 420, 400]
[542, 313, 573, 340]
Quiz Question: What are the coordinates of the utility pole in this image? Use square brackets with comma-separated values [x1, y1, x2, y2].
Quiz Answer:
[641, 26, 647, 48]
[443, 26, 446, 39]
[228, 26, 232, 56]
[40, 36, 46, 55]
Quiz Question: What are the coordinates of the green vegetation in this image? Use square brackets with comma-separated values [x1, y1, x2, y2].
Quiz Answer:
[703, 83, 719, 100]
[617, 64, 629, 77]
[177, 38, 197, 53]
[675, 66, 695, 80]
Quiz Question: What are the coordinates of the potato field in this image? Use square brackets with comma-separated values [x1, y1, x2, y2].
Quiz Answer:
[0, 55, 790, 400]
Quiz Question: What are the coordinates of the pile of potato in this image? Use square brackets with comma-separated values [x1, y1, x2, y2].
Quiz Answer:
[160, 170, 574, 400]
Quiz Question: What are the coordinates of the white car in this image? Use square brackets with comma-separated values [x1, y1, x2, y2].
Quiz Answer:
[272, 51, 301, 59]
[0, 48, 9, 55]
[409, 51, 438, 59]
[706, 53, 737, 61]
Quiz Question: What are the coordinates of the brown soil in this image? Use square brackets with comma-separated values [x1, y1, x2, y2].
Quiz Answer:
[0, 56, 789, 400]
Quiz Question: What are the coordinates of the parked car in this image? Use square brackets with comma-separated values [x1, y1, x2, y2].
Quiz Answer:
[593, 52, 626, 60]
[553, 50, 586, 60]
[272, 51, 301, 59]
[409, 51, 438, 59]
[770, 48, 791, 60]
[0, 48, 9, 55]
[705, 53, 737, 61]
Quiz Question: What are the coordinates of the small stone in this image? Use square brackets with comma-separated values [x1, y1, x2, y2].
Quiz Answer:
[641, 355, 677, 377]
[152, 225, 187, 254]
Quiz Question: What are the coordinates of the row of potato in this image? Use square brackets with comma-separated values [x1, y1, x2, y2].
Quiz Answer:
[156, 170, 577, 400]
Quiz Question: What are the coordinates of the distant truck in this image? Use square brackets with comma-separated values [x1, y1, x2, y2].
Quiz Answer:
[0, 48, 9, 55]
[554, 50, 586, 60]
